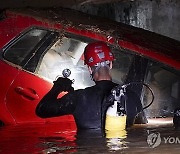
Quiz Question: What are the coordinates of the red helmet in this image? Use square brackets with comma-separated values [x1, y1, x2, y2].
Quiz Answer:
[84, 41, 114, 67]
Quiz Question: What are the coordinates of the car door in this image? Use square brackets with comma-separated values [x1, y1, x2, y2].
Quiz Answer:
[4, 27, 97, 124]
[0, 58, 20, 125]
[4, 27, 60, 124]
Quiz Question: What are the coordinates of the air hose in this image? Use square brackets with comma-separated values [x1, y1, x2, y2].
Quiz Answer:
[108, 82, 154, 111]
[123, 82, 154, 111]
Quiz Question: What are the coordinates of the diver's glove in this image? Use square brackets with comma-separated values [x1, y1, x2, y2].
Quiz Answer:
[52, 77, 74, 93]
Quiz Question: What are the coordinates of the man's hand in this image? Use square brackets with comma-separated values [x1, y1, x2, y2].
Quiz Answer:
[53, 77, 74, 92]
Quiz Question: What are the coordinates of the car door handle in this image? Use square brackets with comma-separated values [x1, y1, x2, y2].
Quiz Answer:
[15, 87, 39, 100]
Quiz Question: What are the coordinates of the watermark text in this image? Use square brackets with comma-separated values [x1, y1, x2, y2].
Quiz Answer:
[147, 132, 180, 148]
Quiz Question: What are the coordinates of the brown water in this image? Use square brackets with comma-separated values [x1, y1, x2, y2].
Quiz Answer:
[0, 121, 179, 154]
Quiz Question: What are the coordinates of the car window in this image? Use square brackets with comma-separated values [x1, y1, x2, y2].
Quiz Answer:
[142, 62, 180, 118]
[37, 37, 95, 89]
[37, 37, 133, 89]
[111, 49, 133, 85]
[3, 28, 48, 66]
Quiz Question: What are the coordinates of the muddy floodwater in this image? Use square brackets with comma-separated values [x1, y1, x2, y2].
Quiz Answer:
[0, 121, 179, 154]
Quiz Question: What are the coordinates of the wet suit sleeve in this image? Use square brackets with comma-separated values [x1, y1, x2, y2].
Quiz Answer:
[36, 78, 77, 118]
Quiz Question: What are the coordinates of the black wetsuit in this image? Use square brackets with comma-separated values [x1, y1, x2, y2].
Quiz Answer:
[36, 80, 143, 130]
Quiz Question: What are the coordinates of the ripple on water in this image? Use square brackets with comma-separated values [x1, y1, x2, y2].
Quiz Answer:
[0, 122, 180, 153]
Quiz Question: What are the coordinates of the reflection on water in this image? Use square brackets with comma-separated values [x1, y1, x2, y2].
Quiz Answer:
[107, 138, 128, 151]
[106, 129, 128, 151]
[0, 121, 180, 153]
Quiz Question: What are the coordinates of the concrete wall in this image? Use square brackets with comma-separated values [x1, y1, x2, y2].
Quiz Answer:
[73, 0, 180, 41]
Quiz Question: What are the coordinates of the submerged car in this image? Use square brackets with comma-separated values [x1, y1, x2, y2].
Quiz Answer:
[0, 8, 179, 126]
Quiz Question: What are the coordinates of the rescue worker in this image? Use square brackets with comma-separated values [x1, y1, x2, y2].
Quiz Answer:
[36, 41, 143, 130]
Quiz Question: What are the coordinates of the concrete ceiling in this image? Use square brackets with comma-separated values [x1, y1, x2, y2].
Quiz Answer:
[0, 0, 133, 9]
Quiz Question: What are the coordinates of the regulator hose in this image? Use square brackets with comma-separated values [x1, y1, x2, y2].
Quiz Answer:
[111, 82, 154, 111]
[141, 83, 154, 110]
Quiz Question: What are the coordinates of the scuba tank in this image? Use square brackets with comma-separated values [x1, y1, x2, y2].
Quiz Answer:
[105, 84, 129, 139]
[105, 82, 154, 138]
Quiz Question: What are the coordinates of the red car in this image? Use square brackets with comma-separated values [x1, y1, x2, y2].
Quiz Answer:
[0, 8, 179, 126]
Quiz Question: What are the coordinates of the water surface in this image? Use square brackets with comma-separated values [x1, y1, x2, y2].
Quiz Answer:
[0, 121, 179, 153]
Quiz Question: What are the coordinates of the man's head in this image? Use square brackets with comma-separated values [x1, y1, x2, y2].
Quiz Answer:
[84, 41, 114, 81]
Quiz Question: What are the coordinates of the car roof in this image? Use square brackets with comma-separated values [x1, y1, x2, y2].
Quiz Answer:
[4, 8, 180, 70]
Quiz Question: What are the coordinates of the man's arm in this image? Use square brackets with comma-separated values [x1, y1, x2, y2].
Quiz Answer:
[36, 77, 76, 118]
